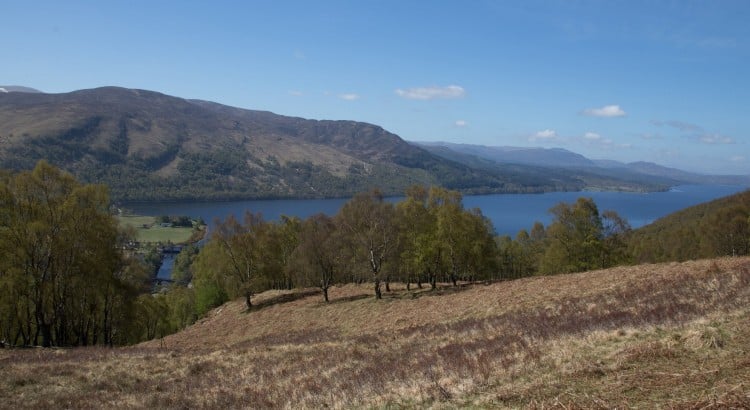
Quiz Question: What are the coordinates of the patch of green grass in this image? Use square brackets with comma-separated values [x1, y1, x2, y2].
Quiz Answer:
[137, 227, 194, 243]
[118, 215, 155, 227]
[118, 215, 195, 244]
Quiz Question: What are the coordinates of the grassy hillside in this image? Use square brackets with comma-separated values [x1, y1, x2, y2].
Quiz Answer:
[2, 257, 749, 408]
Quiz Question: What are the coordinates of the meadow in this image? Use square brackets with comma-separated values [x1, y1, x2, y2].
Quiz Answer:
[117, 215, 196, 244]
[1, 256, 749, 408]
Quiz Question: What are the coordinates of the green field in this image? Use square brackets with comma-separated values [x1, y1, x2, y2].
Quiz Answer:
[118, 215, 197, 244]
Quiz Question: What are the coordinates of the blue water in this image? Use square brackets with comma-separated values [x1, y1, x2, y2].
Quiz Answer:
[128, 185, 748, 240]
[156, 254, 175, 280]
[463, 185, 749, 237]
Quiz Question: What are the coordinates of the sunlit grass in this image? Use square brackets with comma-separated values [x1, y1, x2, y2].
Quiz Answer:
[2, 257, 749, 408]
[118, 215, 195, 243]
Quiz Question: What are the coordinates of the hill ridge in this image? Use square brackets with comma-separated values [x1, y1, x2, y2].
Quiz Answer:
[0, 86, 581, 201]
[1, 86, 711, 201]
[419, 140, 750, 185]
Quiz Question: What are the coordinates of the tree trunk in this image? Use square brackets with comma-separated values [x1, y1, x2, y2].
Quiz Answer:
[374, 279, 382, 299]
[322, 287, 329, 303]
[103, 297, 113, 347]
[40, 323, 52, 347]
[92, 320, 99, 345]
[24, 304, 32, 345]
[14, 323, 25, 346]
[245, 292, 253, 309]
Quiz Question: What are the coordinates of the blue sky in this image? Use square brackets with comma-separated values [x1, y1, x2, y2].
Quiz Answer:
[2, 0, 748, 174]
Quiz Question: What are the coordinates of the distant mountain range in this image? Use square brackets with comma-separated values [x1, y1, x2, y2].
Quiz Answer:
[416, 142, 596, 168]
[0, 86, 746, 202]
[416, 142, 750, 187]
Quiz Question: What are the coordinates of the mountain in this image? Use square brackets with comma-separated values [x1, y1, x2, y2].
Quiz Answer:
[417, 142, 674, 192]
[4, 87, 735, 202]
[419, 141, 750, 187]
[416, 142, 596, 167]
[0, 87, 588, 201]
[623, 161, 750, 185]
[0, 85, 42, 93]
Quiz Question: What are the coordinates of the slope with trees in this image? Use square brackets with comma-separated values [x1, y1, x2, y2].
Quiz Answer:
[5, 256, 749, 408]
[188, 186, 501, 310]
[0, 161, 150, 347]
[626, 189, 750, 263]
[289, 214, 342, 302]
[4, 161, 746, 349]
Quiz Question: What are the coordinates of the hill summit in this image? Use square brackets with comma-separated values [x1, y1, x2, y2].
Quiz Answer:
[0, 85, 42, 93]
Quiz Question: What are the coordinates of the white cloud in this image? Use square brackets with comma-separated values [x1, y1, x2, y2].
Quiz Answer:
[582, 104, 626, 117]
[536, 129, 556, 138]
[338, 93, 360, 101]
[579, 132, 632, 150]
[583, 132, 601, 140]
[699, 134, 734, 144]
[651, 120, 735, 145]
[730, 155, 745, 162]
[592, 138, 632, 150]
[395, 85, 465, 100]
[651, 119, 703, 132]
[455, 120, 467, 127]
[293, 50, 306, 60]
[288, 90, 303, 96]
[529, 129, 557, 142]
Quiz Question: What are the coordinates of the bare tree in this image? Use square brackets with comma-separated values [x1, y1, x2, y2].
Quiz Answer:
[291, 214, 341, 302]
[210, 212, 269, 309]
[336, 191, 397, 299]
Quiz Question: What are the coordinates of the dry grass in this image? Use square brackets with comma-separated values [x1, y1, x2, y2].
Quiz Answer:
[2, 257, 749, 409]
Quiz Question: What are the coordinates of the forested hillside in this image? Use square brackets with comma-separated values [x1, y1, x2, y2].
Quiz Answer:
[627, 189, 750, 262]
[2, 163, 750, 407]
[0, 162, 635, 347]
[3, 162, 747, 349]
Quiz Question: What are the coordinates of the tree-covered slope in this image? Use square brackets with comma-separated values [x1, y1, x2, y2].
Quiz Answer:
[627, 189, 750, 262]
